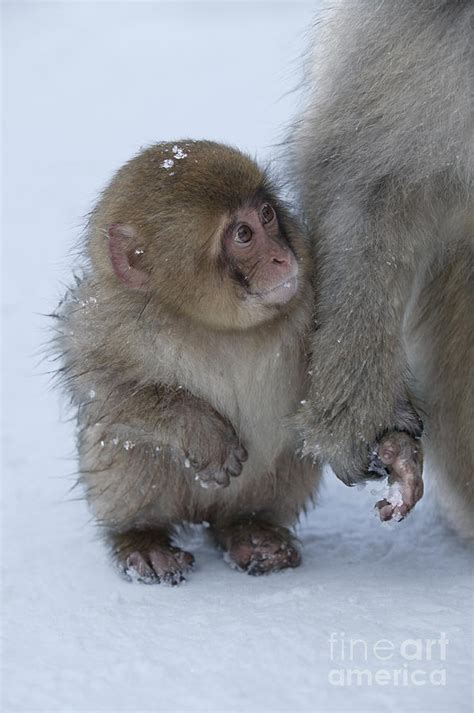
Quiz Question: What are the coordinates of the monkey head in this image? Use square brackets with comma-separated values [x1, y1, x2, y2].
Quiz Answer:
[89, 140, 309, 330]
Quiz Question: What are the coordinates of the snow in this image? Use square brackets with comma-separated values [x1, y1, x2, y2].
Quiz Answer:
[386, 483, 404, 509]
[2, 2, 473, 712]
[172, 145, 188, 160]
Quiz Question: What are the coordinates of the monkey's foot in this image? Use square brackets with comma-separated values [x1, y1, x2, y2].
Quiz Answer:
[111, 530, 194, 585]
[370, 432, 424, 522]
[216, 520, 301, 575]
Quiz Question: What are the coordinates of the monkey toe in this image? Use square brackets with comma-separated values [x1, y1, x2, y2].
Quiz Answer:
[244, 543, 301, 576]
[220, 522, 301, 575]
[122, 551, 158, 583]
[121, 546, 194, 586]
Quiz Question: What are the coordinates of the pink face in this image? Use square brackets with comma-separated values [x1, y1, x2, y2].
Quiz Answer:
[224, 202, 299, 305]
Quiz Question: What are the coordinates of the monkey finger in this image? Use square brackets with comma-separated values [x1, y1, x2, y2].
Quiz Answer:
[225, 453, 244, 477]
[375, 499, 397, 522]
[386, 452, 424, 501]
[395, 474, 424, 511]
[394, 401, 424, 440]
[213, 469, 231, 487]
[234, 444, 248, 462]
[337, 456, 380, 485]
[375, 465, 423, 522]
[195, 467, 230, 488]
[375, 498, 409, 522]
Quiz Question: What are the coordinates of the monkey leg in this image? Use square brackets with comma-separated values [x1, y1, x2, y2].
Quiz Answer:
[109, 528, 195, 586]
[408, 247, 474, 538]
[370, 431, 424, 522]
[212, 518, 301, 576]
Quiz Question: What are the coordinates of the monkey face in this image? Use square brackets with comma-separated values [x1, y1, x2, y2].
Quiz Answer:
[91, 141, 309, 331]
[105, 205, 302, 330]
[223, 202, 299, 306]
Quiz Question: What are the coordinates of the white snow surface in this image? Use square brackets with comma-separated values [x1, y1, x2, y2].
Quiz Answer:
[2, 2, 473, 712]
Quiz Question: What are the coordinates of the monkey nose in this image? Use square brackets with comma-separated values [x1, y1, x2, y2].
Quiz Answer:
[271, 249, 298, 278]
[271, 248, 293, 267]
[272, 255, 289, 265]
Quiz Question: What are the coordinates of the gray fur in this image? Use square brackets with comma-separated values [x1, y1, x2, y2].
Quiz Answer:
[289, 0, 473, 535]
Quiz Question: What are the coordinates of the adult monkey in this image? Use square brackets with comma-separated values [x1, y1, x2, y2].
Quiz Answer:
[289, 0, 473, 536]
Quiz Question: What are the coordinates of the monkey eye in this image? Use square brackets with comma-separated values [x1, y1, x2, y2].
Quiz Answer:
[234, 224, 253, 244]
[260, 203, 275, 225]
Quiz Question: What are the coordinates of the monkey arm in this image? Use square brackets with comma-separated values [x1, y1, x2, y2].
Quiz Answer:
[297, 198, 426, 486]
[84, 383, 247, 487]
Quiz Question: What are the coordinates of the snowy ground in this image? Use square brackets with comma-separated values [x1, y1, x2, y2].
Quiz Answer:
[2, 2, 473, 712]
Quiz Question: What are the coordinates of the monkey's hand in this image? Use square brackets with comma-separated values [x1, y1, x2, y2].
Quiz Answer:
[297, 332, 423, 485]
[370, 431, 424, 521]
[297, 395, 422, 484]
[183, 410, 248, 489]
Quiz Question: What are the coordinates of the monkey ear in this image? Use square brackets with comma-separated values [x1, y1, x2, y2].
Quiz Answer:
[107, 224, 150, 291]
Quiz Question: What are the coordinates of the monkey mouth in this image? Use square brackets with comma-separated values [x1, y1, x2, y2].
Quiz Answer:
[250, 276, 298, 305]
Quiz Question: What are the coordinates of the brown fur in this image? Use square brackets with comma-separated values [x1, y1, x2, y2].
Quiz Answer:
[54, 140, 321, 581]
